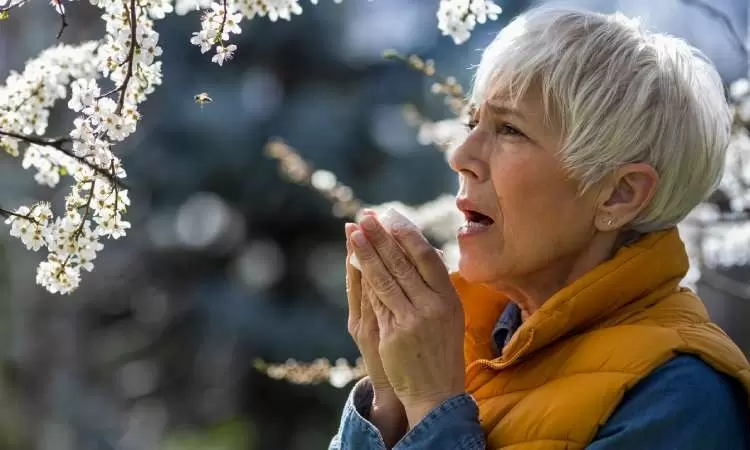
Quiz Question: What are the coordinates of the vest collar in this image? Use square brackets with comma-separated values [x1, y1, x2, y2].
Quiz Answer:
[453, 228, 689, 368]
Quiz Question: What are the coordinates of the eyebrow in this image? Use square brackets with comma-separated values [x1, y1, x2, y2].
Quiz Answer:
[485, 102, 527, 121]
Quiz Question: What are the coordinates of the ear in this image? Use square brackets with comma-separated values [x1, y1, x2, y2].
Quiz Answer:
[595, 163, 659, 231]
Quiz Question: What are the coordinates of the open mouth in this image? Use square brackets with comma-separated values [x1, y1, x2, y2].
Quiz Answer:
[464, 210, 495, 226]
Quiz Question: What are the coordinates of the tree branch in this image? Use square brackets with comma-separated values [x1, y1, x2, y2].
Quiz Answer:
[116, 0, 138, 115]
[55, 8, 68, 40]
[0, 207, 37, 224]
[0, 129, 127, 189]
[216, 0, 228, 44]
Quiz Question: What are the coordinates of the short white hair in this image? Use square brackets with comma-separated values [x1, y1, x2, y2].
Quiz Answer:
[471, 7, 731, 232]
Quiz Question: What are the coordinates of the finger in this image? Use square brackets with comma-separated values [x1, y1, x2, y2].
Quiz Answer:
[355, 208, 377, 222]
[363, 279, 393, 338]
[345, 222, 359, 239]
[387, 210, 453, 294]
[345, 222, 364, 272]
[360, 278, 381, 331]
[345, 225, 362, 324]
[359, 215, 427, 299]
[350, 229, 413, 319]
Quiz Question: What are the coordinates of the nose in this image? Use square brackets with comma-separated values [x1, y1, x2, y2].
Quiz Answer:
[448, 130, 487, 182]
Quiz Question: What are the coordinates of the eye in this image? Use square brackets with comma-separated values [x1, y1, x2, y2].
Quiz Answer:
[498, 124, 523, 136]
[465, 118, 479, 131]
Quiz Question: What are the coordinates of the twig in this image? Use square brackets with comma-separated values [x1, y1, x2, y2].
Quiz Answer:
[0, 129, 69, 148]
[72, 181, 95, 242]
[0, 129, 127, 189]
[115, 0, 138, 115]
[55, 8, 68, 40]
[216, 0, 228, 44]
[0, 207, 38, 224]
[57, 181, 96, 277]
[382, 50, 468, 114]
[264, 138, 363, 219]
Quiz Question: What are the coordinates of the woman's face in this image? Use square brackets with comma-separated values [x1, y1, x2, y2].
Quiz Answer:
[448, 87, 601, 286]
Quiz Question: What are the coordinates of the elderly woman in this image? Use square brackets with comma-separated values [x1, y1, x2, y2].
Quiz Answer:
[329, 6, 750, 450]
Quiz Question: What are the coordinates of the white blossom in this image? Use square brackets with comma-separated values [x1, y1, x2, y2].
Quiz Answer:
[0, 42, 99, 156]
[417, 117, 469, 157]
[175, 0, 211, 15]
[328, 358, 356, 388]
[4, 203, 53, 252]
[68, 78, 100, 112]
[437, 0, 501, 44]
[191, 2, 243, 64]
[211, 44, 237, 66]
[236, 0, 303, 22]
[2, 0, 747, 305]
[0, 0, 164, 294]
[21, 144, 79, 187]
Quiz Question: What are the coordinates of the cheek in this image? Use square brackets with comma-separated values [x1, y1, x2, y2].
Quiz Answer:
[490, 155, 587, 259]
[456, 158, 541, 281]
[492, 154, 556, 221]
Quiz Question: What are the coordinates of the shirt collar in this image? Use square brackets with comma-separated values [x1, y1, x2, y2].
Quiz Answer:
[491, 303, 522, 356]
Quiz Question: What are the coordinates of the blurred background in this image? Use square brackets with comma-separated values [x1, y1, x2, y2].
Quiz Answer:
[0, 0, 748, 448]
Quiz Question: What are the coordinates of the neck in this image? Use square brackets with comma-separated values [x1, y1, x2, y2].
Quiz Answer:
[492, 232, 626, 318]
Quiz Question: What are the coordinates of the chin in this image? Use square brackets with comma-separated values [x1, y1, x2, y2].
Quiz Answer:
[457, 252, 499, 284]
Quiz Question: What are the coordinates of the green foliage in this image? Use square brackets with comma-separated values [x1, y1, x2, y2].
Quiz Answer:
[161, 419, 256, 450]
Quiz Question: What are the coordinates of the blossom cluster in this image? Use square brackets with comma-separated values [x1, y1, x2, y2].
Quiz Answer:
[255, 357, 366, 388]
[189, 2, 242, 65]
[0, 0, 500, 295]
[2, 0, 168, 293]
[0, 42, 99, 158]
[185, 0, 497, 65]
[437, 0, 503, 44]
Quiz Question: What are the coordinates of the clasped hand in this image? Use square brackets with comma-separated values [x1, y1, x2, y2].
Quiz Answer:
[345, 210, 465, 432]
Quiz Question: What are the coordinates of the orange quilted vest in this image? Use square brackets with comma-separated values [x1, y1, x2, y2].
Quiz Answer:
[451, 228, 750, 449]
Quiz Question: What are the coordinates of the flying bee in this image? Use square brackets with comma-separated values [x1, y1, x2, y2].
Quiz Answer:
[194, 92, 213, 106]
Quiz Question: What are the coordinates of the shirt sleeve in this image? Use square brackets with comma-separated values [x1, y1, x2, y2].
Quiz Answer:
[328, 378, 388, 450]
[329, 377, 486, 450]
[587, 355, 749, 450]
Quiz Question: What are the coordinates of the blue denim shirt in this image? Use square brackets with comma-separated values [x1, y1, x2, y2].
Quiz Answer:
[329, 304, 749, 449]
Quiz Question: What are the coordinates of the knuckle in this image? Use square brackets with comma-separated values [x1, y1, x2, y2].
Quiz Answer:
[358, 248, 379, 264]
[372, 274, 399, 296]
[423, 304, 447, 320]
[400, 315, 423, 332]
[388, 251, 415, 278]
[362, 284, 377, 302]
[347, 320, 358, 337]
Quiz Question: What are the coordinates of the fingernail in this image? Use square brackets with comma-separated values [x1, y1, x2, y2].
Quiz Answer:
[381, 208, 411, 234]
[344, 222, 358, 236]
[352, 230, 367, 247]
[360, 216, 377, 231]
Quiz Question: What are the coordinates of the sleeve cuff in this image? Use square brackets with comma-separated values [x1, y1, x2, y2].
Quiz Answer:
[333, 377, 387, 450]
[394, 394, 485, 450]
